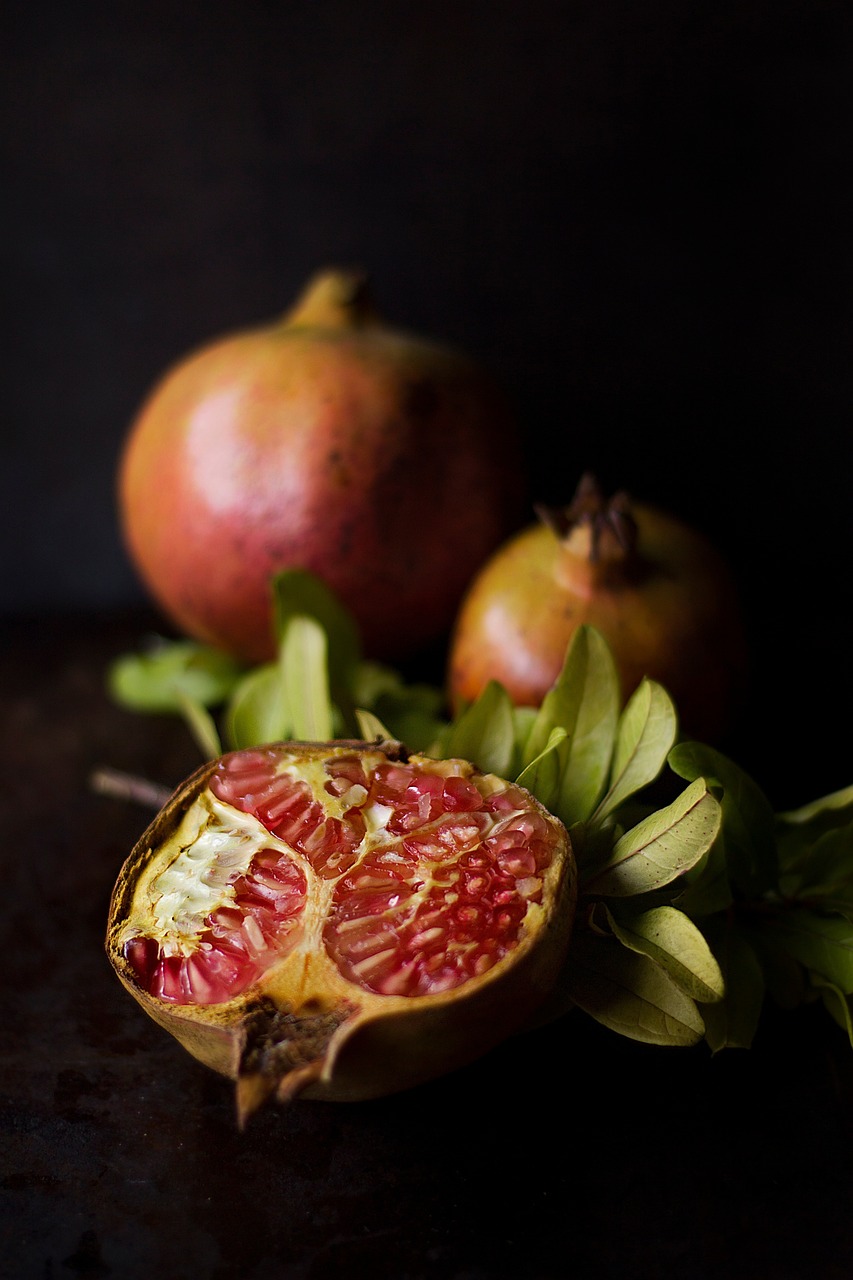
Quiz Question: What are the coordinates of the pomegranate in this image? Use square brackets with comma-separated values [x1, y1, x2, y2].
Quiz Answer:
[118, 269, 526, 665]
[447, 473, 748, 745]
[106, 739, 575, 1119]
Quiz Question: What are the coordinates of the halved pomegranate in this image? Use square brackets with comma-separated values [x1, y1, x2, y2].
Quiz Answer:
[106, 740, 575, 1120]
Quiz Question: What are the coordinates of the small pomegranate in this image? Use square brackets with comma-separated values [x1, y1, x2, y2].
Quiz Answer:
[448, 474, 748, 744]
[118, 269, 526, 665]
[106, 740, 575, 1119]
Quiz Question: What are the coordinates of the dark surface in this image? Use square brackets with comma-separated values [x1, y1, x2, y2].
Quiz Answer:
[3, 611, 853, 1280]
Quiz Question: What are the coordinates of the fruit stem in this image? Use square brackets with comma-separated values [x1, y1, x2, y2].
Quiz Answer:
[282, 268, 379, 331]
[89, 766, 172, 810]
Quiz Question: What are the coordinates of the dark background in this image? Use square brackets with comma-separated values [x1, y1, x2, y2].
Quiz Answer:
[3, 8, 853, 1278]
[2, 1, 850, 778]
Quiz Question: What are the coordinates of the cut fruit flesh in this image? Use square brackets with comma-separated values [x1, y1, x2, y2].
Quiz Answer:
[120, 745, 562, 1002]
[107, 741, 575, 1109]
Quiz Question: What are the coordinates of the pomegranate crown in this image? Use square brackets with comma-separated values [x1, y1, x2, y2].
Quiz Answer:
[534, 472, 638, 563]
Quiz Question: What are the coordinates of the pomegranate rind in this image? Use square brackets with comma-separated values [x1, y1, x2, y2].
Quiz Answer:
[117, 270, 527, 666]
[106, 740, 576, 1108]
[448, 499, 748, 744]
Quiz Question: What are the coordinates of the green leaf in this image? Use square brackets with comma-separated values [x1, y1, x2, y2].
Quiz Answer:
[669, 742, 777, 897]
[754, 909, 853, 994]
[778, 780, 853, 831]
[272, 569, 360, 727]
[108, 639, 244, 713]
[699, 917, 765, 1051]
[778, 823, 853, 910]
[673, 835, 733, 918]
[439, 679, 515, 778]
[352, 661, 448, 753]
[224, 663, 290, 750]
[355, 708, 395, 742]
[814, 976, 853, 1047]
[515, 727, 568, 813]
[583, 777, 722, 897]
[750, 934, 806, 1011]
[565, 930, 705, 1046]
[592, 679, 678, 824]
[523, 626, 620, 827]
[604, 904, 725, 1002]
[280, 614, 334, 741]
[511, 706, 539, 761]
[176, 692, 222, 761]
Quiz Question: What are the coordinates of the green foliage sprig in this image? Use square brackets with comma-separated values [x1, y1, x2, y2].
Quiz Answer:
[109, 570, 853, 1054]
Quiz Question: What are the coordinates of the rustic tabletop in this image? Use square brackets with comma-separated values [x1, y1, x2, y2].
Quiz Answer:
[3, 611, 853, 1280]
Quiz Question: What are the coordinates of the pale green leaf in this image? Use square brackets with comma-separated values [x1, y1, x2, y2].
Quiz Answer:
[700, 918, 765, 1052]
[673, 835, 733, 918]
[813, 975, 853, 1047]
[750, 934, 806, 1011]
[754, 909, 853, 994]
[583, 778, 722, 896]
[440, 679, 515, 777]
[281, 615, 334, 740]
[511, 706, 539, 761]
[604, 904, 725, 1002]
[225, 663, 290, 749]
[515, 727, 568, 813]
[355, 708, 395, 742]
[778, 780, 853, 828]
[108, 639, 244, 713]
[352, 661, 448, 753]
[778, 823, 853, 908]
[523, 626, 620, 827]
[669, 741, 776, 897]
[176, 692, 222, 761]
[593, 679, 677, 823]
[272, 569, 360, 729]
[565, 930, 705, 1046]
[272, 568, 360, 673]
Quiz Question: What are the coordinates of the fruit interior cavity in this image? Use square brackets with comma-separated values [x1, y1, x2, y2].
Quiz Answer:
[121, 746, 557, 1006]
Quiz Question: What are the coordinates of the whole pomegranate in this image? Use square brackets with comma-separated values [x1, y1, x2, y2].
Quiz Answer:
[118, 269, 526, 665]
[106, 739, 575, 1119]
[447, 474, 748, 744]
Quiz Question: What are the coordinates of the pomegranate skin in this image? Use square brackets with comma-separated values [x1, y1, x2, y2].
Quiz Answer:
[448, 493, 748, 745]
[118, 270, 526, 664]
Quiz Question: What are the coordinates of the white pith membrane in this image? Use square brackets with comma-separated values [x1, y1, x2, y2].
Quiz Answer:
[116, 745, 563, 1009]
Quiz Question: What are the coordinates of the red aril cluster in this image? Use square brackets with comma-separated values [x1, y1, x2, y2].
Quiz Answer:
[107, 741, 576, 1112]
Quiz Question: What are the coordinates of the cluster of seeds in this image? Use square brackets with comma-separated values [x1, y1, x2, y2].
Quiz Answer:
[124, 747, 557, 1005]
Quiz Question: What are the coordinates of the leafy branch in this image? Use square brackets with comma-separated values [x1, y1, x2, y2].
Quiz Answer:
[108, 570, 853, 1054]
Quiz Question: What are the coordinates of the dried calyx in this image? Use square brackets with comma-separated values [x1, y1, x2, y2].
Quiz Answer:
[534, 472, 639, 565]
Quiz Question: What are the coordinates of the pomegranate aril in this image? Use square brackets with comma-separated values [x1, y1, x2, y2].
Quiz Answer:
[257, 783, 311, 828]
[300, 812, 364, 878]
[498, 848, 539, 877]
[484, 784, 531, 814]
[209, 905, 244, 932]
[374, 960, 419, 996]
[124, 935, 158, 986]
[442, 776, 484, 812]
[458, 870, 491, 898]
[155, 955, 190, 1003]
[324, 755, 369, 800]
[210, 749, 277, 803]
[184, 953, 227, 1003]
[252, 848, 304, 881]
[407, 925, 447, 949]
[437, 813, 489, 849]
